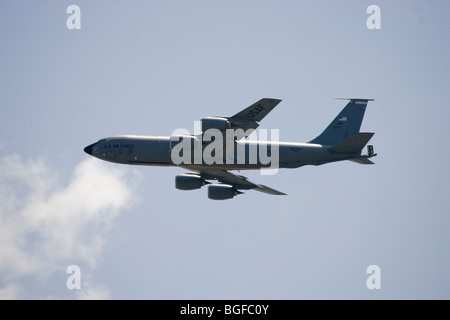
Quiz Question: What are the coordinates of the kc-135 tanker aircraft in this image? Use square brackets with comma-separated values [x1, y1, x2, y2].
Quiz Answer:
[84, 98, 376, 200]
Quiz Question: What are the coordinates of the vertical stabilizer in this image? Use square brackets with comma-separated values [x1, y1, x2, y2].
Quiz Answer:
[309, 98, 374, 146]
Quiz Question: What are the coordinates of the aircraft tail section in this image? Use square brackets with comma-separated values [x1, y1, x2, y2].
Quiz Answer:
[328, 132, 377, 165]
[328, 132, 374, 154]
[309, 98, 373, 146]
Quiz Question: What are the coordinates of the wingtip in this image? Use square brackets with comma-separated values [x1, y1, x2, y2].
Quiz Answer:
[254, 184, 287, 195]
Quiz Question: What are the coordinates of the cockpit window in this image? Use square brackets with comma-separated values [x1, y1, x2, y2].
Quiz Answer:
[99, 139, 107, 143]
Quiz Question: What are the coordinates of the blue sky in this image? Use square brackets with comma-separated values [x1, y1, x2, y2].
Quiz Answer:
[0, 1, 449, 299]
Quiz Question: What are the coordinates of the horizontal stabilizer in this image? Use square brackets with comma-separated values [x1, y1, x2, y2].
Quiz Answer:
[328, 132, 374, 154]
[348, 158, 375, 165]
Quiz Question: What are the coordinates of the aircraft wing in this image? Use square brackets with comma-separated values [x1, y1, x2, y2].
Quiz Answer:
[200, 98, 282, 161]
[201, 98, 281, 137]
[188, 168, 286, 195]
[188, 99, 286, 196]
[230, 98, 282, 123]
[225, 98, 282, 136]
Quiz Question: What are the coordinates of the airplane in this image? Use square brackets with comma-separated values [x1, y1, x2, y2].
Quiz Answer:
[84, 98, 377, 200]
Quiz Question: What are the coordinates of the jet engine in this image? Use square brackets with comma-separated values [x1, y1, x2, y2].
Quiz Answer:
[175, 174, 207, 190]
[200, 117, 231, 132]
[208, 184, 242, 200]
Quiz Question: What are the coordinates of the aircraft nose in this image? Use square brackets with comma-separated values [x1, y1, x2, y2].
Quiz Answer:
[84, 143, 94, 155]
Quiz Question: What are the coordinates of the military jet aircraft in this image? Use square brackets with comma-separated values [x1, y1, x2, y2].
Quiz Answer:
[84, 98, 376, 200]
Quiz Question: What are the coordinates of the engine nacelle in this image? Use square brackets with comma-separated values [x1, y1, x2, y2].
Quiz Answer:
[208, 184, 241, 200]
[175, 174, 206, 190]
[201, 117, 231, 132]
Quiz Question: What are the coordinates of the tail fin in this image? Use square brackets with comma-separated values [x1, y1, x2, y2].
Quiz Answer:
[309, 98, 373, 145]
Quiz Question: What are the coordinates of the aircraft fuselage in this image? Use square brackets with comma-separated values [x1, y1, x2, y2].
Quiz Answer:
[84, 135, 362, 170]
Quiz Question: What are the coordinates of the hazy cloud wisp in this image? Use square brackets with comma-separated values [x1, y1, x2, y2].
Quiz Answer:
[0, 155, 139, 299]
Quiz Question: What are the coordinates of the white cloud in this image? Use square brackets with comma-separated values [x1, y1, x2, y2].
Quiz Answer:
[0, 283, 21, 300]
[0, 155, 139, 299]
[75, 282, 112, 300]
